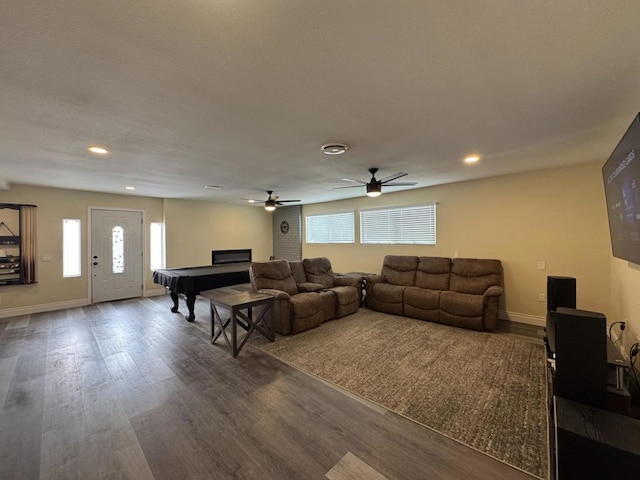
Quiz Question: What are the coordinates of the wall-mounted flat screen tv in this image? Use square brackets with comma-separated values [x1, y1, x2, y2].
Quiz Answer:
[602, 113, 640, 265]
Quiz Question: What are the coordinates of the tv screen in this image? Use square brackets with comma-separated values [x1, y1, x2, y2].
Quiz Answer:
[602, 113, 640, 265]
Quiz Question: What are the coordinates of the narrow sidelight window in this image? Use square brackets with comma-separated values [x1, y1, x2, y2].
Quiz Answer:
[150, 222, 165, 270]
[63, 219, 81, 277]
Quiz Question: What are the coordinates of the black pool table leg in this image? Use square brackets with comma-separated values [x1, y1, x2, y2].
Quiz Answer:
[185, 294, 196, 322]
[169, 290, 180, 313]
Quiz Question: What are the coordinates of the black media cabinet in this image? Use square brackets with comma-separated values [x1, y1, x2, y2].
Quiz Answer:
[554, 396, 640, 479]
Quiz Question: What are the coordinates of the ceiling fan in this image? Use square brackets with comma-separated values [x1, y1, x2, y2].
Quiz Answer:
[335, 168, 417, 197]
[242, 190, 300, 211]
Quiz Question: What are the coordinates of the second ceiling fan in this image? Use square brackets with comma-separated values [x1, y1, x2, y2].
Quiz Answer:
[243, 190, 300, 211]
[335, 168, 417, 197]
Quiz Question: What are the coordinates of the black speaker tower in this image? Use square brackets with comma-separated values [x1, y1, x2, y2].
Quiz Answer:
[553, 307, 608, 408]
[547, 276, 576, 311]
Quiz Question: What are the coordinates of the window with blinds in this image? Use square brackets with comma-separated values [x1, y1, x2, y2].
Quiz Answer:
[360, 204, 436, 245]
[305, 212, 355, 243]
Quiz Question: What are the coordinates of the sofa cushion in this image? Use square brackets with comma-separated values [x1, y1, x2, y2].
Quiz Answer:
[381, 255, 419, 286]
[440, 291, 485, 330]
[302, 257, 336, 288]
[404, 287, 441, 323]
[290, 292, 325, 334]
[316, 290, 337, 322]
[415, 256, 451, 290]
[329, 285, 359, 318]
[369, 282, 405, 315]
[440, 291, 484, 317]
[250, 260, 299, 296]
[289, 261, 308, 284]
[449, 258, 502, 295]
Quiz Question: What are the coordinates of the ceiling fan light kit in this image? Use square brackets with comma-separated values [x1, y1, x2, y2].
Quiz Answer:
[366, 182, 382, 197]
[242, 190, 300, 211]
[335, 167, 417, 197]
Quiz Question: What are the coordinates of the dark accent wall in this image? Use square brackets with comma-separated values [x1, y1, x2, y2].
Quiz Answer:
[272, 206, 301, 261]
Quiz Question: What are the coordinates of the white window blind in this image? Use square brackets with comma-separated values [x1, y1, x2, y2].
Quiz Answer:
[360, 204, 436, 245]
[305, 212, 355, 243]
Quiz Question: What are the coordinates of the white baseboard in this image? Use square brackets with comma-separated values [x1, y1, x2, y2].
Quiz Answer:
[0, 291, 166, 320]
[0, 298, 90, 319]
[499, 310, 546, 327]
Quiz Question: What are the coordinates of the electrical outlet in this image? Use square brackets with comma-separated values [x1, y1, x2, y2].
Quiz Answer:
[453, 251, 459, 258]
[537, 261, 546, 270]
[538, 293, 546, 302]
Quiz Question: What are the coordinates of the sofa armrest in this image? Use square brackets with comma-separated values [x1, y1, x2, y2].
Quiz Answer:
[484, 285, 503, 298]
[257, 288, 291, 300]
[256, 288, 293, 335]
[297, 282, 325, 292]
[363, 274, 386, 284]
[334, 275, 362, 289]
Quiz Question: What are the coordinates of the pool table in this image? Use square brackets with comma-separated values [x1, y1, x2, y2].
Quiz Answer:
[153, 263, 250, 321]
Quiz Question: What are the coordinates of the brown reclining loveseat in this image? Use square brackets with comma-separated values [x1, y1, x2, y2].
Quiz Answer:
[250, 257, 361, 335]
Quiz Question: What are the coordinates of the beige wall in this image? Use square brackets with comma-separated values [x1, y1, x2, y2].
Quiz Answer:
[609, 258, 640, 356]
[303, 162, 612, 324]
[0, 185, 272, 316]
[3, 164, 638, 344]
[0, 184, 164, 312]
[163, 198, 273, 268]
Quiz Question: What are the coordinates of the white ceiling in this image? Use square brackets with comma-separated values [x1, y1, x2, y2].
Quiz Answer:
[2, 1, 640, 206]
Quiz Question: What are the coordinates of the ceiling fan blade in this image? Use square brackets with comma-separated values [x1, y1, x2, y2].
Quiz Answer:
[275, 199, 300, 204]
[241, 197, 262, 203]
[384, 181, 418, 186]
[340, 178, 367, 184]
[333, 185, 364, 190]
[379, 172, 408, 183]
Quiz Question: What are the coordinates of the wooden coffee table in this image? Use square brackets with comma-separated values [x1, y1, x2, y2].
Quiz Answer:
[201, 289, 274, 357]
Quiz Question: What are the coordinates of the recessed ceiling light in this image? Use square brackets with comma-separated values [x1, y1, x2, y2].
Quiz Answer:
[204, 185, 223, 190]
[321, 143, 348, 155]
[125, 186, 135, 191]
[247, 199, 256, 204]
[88, 146, 109, 155]
[464, 155, 480, 164]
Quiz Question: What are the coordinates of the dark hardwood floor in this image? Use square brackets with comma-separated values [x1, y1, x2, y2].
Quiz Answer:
[0, 296, 538, 479]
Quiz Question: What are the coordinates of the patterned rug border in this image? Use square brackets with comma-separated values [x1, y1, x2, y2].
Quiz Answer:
[246, 311, 550, 480]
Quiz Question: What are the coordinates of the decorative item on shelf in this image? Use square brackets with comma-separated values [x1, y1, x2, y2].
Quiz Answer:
[1, 202, 38, 285]
[0, 221, 17, 236]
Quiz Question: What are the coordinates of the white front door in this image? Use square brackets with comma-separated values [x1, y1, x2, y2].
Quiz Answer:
[91, 209, 143, 303]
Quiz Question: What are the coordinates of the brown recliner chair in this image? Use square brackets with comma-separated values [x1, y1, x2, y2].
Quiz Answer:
[250, 259, 333, 335]
[301, 257, 361, 318]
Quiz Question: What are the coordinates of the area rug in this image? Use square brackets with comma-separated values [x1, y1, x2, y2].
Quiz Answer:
[250, 309, 549, 479]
